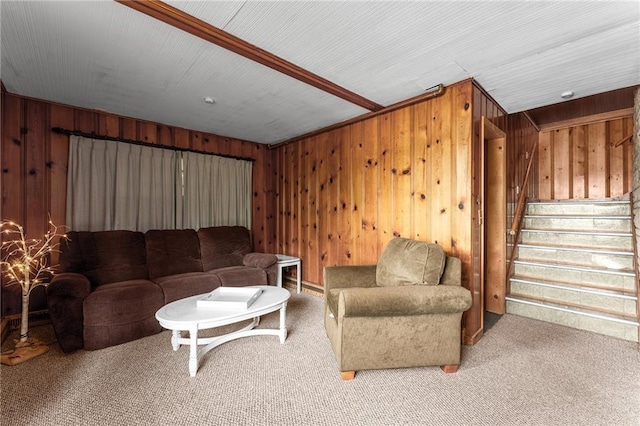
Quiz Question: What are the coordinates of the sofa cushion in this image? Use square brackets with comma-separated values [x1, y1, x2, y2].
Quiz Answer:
[82, 279, 164, 350]
[198, 226, 252, 271]
[153, 272, 222, 304]
[59, 230, 149, 287]
[376, 238, 445, 287]
[208, 266, 267, 287]
[145, 229, 203, 279]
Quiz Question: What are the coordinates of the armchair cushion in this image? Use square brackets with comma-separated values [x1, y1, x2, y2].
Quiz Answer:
[376, 238, 445, 287]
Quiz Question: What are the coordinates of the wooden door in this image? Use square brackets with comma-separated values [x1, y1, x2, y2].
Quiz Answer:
[482, 117, 507, 314]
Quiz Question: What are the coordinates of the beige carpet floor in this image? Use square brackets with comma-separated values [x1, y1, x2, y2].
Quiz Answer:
[1, 290, 639, 426]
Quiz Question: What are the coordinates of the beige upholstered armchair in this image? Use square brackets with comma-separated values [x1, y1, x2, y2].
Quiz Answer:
[324, 238, 472, 380]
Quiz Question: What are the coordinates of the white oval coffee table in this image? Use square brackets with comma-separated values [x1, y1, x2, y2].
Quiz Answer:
[155, 285, 290, 377]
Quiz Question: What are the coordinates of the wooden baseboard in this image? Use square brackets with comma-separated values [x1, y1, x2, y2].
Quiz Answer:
[282, 278, 324, 297]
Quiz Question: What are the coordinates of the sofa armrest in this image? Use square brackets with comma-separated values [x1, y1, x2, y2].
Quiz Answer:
[335, 284, 472, 318]
[46, 272, 91, 352]
[323, 265, 377, 296]
[243, 253, 278, 269]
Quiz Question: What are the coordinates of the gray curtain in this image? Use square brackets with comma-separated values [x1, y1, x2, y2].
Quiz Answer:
[66, 136, 252, 232]
[180, 151, 252, 230]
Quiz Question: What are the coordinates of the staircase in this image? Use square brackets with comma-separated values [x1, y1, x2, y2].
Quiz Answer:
[506, 199, 639, 342]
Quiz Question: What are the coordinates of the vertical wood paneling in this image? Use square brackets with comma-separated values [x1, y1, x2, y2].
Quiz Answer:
[1, 94, 276, 317]
[553, 129, 571, 199]
[412, 102, 430, 241]
[538, 116, 632, 200]
[350, 122, 364, 262]
[137, 121, 158, 145]
[538, 131, 553, 199]
[298, 138, 309, 278]
[433, 89, 453, 249]
[174, 128, 190, 149]
[2, 95, 24, 224]
[361, 117, 379, 261]
[587, 122, 608, 198]
[1, 94, 25, 316]
[120, 117, 137, 140]
[453, 85, 472, 260]
[338, 127, 352, 264]
[377, 113, 393, 256]
[25, 101, 48, 240]
[274, 80, 476, 337]
[391, 108, 412, 240]
[609, 120, 625, 196]
[99, 114, 120, 138]
[572, 126, 586, 198]
[49, 104, 74, 263]
[326, 130, 340, 269]
[315, 132, 329, 284]
[290, 142, 300, 262]
[305, 136, 319, 284]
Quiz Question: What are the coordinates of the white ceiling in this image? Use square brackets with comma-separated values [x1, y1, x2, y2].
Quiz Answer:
[1, 1, 639, 144]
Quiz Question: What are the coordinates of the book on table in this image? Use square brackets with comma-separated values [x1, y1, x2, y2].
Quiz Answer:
[197, 287, 263, 309]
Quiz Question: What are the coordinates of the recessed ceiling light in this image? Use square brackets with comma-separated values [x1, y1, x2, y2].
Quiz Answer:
[203, 96, 215, 105]
[560, 91, 574, 99]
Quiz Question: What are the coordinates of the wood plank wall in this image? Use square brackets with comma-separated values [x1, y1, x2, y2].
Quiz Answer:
[274, 80, 475, 288]
[538, 117, 633, 200]
[0, 92, 277, 317]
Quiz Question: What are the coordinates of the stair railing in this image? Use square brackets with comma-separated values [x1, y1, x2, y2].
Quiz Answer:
[506, 142, 537, 287]
[510, 142, 537, 237]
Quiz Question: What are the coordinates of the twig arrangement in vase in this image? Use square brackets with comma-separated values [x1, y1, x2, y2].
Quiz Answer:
[0, 219, 66, 365]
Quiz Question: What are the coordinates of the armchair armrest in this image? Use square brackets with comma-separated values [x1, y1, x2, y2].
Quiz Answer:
[335, 285, 472, 318]
[323, 265, 377, 295]
[243, 253, 278, 269]
[46, 272, 91, 353]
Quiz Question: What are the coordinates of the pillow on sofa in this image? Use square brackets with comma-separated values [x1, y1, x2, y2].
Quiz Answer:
[198, 226, 252, 271]
[59, 230, 149, 287]
[145, 229, 203, 279]
[376, 238, 445, 287]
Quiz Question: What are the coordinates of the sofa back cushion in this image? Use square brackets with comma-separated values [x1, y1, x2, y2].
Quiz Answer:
[145, 229, 203, 279]
[59, 230, 149, 287]
[376, 238, 445, 287]
[198, 226, 252, 271]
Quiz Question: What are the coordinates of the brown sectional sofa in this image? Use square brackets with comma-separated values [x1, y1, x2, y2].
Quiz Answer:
[46, 226, 277, 353]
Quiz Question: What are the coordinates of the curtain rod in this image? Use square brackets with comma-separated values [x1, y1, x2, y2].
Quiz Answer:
[51, 127, 255, 163]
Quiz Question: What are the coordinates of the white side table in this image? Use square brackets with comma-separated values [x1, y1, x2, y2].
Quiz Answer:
[276, 254, 301, 294]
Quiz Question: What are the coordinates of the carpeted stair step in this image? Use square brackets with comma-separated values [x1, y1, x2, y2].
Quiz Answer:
[523, 214, 631, 232]
[505, 294, 639, 342]
[517, 243, 634, 270]
[513, 260, 636, 292]
[509, 277, 637, 317]
[526, 200, 630, 216]
[519, 229, 633, 251]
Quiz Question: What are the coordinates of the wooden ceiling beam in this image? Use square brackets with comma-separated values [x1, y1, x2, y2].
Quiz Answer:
[115, 0, 384, 112]
[537, 108, 634, 132]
